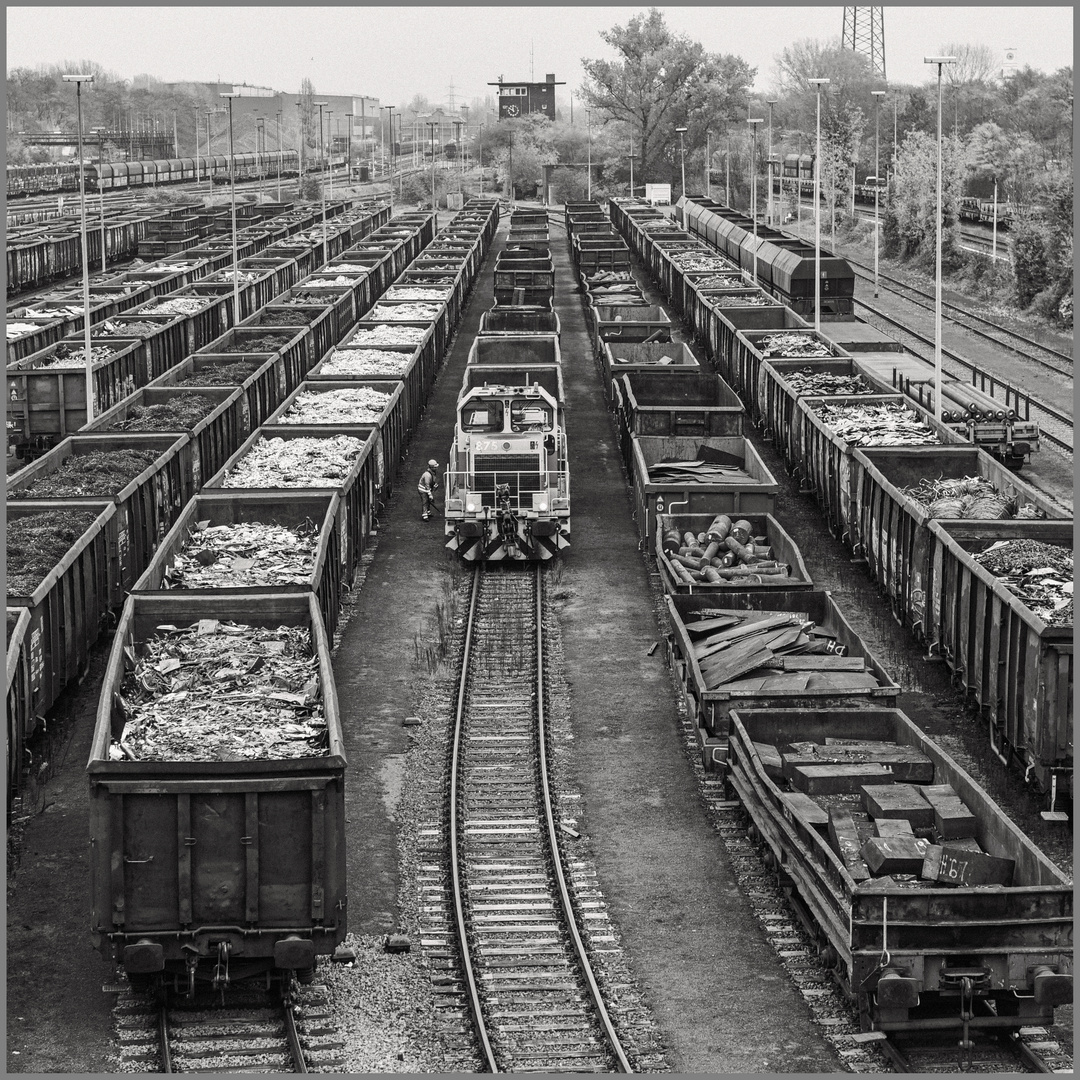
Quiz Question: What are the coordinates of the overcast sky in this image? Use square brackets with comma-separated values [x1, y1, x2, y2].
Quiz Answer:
[6, 6, 1072, 108]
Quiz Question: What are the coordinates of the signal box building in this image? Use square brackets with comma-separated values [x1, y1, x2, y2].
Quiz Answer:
[490, 74, 565, 120]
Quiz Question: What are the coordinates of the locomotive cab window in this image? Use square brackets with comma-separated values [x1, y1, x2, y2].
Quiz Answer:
[461, 400, 504, 432]
[510, 399, 552, 432]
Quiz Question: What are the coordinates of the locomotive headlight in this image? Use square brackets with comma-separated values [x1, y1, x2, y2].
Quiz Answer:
[537, 501, 548, 511]
[466, 501, 476, 512]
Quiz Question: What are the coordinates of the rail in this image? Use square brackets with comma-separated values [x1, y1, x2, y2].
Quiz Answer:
[449, 565, 633, 1072]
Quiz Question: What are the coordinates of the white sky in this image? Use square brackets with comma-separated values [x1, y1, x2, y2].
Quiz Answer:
[6, 6, 1072, 108]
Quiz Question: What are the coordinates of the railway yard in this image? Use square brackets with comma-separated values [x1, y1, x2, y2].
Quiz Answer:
[5, 172, 1074, 1076]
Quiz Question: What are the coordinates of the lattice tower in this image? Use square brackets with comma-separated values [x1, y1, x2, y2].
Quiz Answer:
[842, 7, 886, 79]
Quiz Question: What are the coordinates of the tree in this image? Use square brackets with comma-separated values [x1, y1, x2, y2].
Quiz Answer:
[580, 8, 754, 191]
[938, 42, 997, 85]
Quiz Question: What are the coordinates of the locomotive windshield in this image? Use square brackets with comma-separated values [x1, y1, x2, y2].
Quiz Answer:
[461, 400, 504, 431]
[510, 399, 552, 432]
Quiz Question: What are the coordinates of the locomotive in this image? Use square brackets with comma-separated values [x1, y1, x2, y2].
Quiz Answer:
[444, 364, 570, 560]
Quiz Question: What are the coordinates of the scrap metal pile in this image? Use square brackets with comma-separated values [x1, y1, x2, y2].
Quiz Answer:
[221, 334, 290, 353]
[103, 392, 217, 432]
[369, 302, 443, 321]
[165, 520, 320, 589]
[142, 298, 210, 316]
[7, 509, 98, 595]
[783, 370, 871, 396]
[973, 539, 1073, 627]
[279, 386, 391, 425]
[321, 348, 412, 376]
[383, 286, 452, 300]
[662, 514, 793, 585]
[29, 343, 119, 369]
[347, 325, 427, 346]
[809, 401, 940, 446]
[692, 274, 745, 289]
[710, 293, 774, 307]
[758, 332, 834, 359]
[901, 476, 1044, 521]
[9, 448, 159, 498]
[222, 435, 365, 488]
[682, 608, 879, 692]
[178, 359, 265, 386]
[648, 457, 752, 483]
[97, 319, 164, 338]
[746, 741, 1013, 888]
[112, 620, 327, 762]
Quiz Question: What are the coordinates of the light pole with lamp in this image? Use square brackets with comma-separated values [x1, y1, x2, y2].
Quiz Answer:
[924, 56, 956, 422]
[725, 134, 731, 205]
[765, 99, 778, 224]
[705, 130, 711, 198]
[326, 111, 334, 201]
[345, 113, 353, 186]
[807, 77, 829, 333]
[586, 110, 592, 200]
[91, 128, 107, 272]
[478, 123, 484, 195]
[384, 105, 395, 210]
[675, 126, 687, 198]
[256, 116, 266, 201]
[276, 109, 283, 200]
[220, 92, 242, 328]
[426, 121, 438, 211]
[629, 133, 635, 199]
[61, 73, 96, 421]
[461, 105, 470, 172]
[748, 117, 763, 281]
[193, 104, 202, 190]
[870, 89, 886, 297]
[314, 100, 330, 250]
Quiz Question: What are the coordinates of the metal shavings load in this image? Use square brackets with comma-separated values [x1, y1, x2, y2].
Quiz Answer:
[9, 448, 160, 499]
[24, 304, 84, 317]
[810, 401, 938, 446]
[222, 435, 364, 489]
[97, 319, 163, 337]
[314, 274, 365, 285]
[258, 309, 317, 326]
[222, 334, 291, 353]
[178, 358, 266, 386]
[711, 293, 774, 307]
[758, 332, 834, 359]
[369, 302, 443, 321]
[7, 322, 44, 339]
[143, 298, 210, 316]
[113, 620, 327, 762]
[324, 263, 372, 273]
[279, 387, 391, 425]
[7, 509, 99, 596]
[383, 286, 452, 300]
[28, 344, 118, 369]
[784, 370, 871, 396]
[972, 539, 1073, 627]
[671, 255, 731, 271]
[167, 520, 319, 589]
[206, 270, 259, 284]
[321, 349, 411, 376]
[693, 275, 745, 288]
[900, 475, 1043, 521]
[347, 325, 427, 346]
[103, 393, 217, 432]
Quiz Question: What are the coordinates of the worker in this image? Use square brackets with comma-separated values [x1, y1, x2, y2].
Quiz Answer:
[418, 459, 440, 520]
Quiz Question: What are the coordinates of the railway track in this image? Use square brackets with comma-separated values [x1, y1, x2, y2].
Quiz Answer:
[852, 297, 1073, 456]
[847, 255, 1073, 378]
[875, 1024, 1067, 1073]
[443, 564, 634, 1073]
[148, 984, 344, 1074]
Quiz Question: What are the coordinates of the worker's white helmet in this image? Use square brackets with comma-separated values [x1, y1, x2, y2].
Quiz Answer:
[428, 459, 439, 468]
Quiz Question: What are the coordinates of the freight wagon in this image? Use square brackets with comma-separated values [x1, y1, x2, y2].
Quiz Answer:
[88, 592, 346, 994]
[727, 707, 1071, 1032]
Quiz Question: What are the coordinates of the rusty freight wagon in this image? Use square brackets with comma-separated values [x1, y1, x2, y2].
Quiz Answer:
[727, 707, 1072, 1034]
[88, 592, 347, 995]
[613, 371, 744, 470]
[630, 434, 777, 543]
[133, 490, 344, 641]
[925, 518, 1073, 806]
[665, 591, 900, 771]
